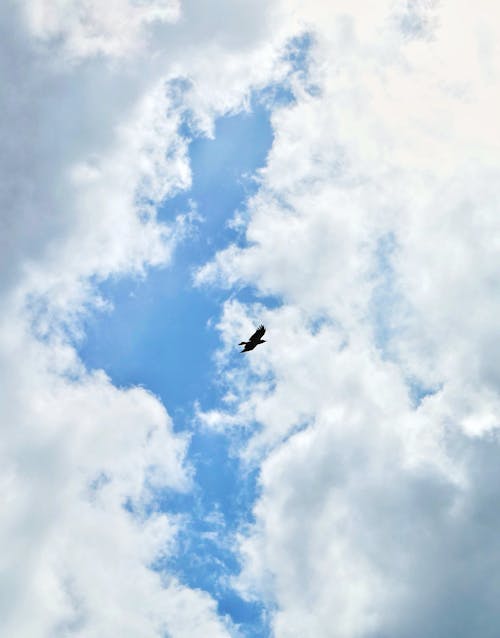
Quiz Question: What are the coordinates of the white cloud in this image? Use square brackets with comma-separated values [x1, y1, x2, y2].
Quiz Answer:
[22, 0, 181, 59]
[0, 1, 306, 636]
[197, 1, 500, 635]
[0, 312, 221, 637]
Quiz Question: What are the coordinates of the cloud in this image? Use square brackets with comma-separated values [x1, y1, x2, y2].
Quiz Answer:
[22, 0, 181, 59]
[197, 1, 500, 635]
[0, 1, 305, 636]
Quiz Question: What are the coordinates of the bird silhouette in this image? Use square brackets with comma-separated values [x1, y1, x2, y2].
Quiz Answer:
[239, 325, 266, 353]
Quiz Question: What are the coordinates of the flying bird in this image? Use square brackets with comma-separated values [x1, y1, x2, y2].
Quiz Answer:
[239, 325, 266, 353]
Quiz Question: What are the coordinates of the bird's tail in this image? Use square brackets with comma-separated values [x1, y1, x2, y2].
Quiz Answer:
[238, 341, 247, 345]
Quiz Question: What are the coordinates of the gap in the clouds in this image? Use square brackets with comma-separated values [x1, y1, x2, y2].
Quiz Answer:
[285, 32, 321, 97]
[80, 100, 275, 411]
[257, 32, 320, 111]
[370, 234, 443, 410]
[408, 379, 442, 408]
[78, 98, 281, 637]
[151, 433, 266, 631]
[371, 232, 400, 357]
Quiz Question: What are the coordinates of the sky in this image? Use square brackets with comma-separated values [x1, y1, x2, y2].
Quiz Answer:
[4, 1, 500, 637]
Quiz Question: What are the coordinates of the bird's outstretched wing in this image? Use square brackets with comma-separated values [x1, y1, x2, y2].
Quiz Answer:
[249, 325, 265, 342]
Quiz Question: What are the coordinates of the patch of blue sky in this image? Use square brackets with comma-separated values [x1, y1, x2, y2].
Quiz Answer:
[286, 32, 320, 92]
[80, 101, 274, 409]
[259, 32, 320, 110]
[78, 98, 285, 635]
[370, 232, 403, 357]
[407, 379, 442, 409]
[370, 234, 442, 408]
[152, 442, 266, 631]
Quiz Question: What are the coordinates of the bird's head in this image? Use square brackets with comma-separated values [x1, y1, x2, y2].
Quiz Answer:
[261, 339, 266, 343]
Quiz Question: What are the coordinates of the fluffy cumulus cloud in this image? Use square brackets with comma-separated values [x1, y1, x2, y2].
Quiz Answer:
[0, 1, 299, 636]
[197, 0, 500, 636]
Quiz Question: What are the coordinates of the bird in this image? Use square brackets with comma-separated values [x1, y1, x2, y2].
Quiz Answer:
[239, 325, 266, 353]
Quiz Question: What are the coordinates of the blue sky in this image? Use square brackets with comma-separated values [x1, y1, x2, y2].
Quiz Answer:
[79, 104, 274, 408]
[5, 3, 500, 638]
[79, 101, 275, 635]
